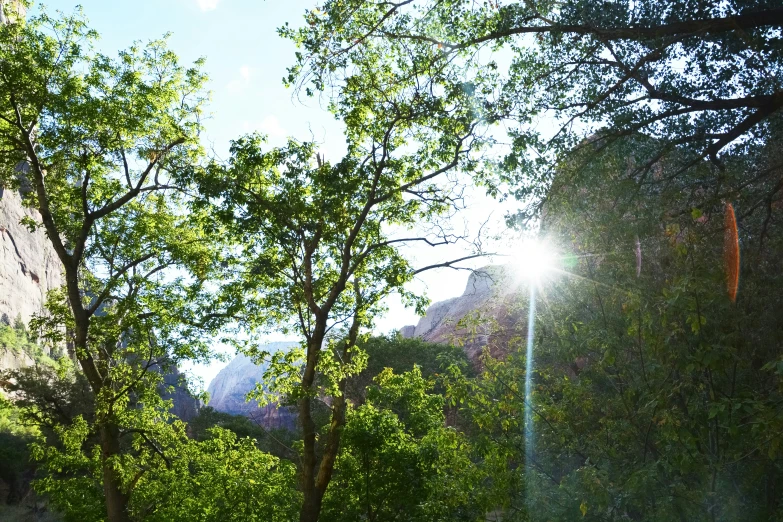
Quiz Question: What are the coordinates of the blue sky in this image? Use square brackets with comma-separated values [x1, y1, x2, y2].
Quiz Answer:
[34, 0, 518, 389]
[36, 0, 347, 157]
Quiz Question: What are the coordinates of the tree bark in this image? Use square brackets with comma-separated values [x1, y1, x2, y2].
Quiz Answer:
[299, 334, 324, 522]
[298, 306, 359, 522]
[68, 270, 131, 522]
[100, 423, 132, 522]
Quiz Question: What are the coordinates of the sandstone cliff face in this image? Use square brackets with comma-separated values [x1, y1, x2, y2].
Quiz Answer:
[400, 265, 530, 362]
[0, 188, 200, 419]
[207, 342, 299, 430]
[0, 189, 64, 369]
[0, 189, 64, 331]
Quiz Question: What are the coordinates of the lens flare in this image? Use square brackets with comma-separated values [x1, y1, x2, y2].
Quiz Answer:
[524, 283, 536, 508]
[724, 202, 739, 303]
[512, 239, 558, 282]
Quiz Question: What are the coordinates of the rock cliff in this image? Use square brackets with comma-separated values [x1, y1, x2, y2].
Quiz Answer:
[0, 189, 64, 368]
[207, 341, 299, 429]
[0, 188, 200, 419]
[400, 265, 530, 362]
[0, 189, 64, 328]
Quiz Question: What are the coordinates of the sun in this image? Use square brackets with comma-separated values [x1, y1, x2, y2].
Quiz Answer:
[511, 238, 559, 282]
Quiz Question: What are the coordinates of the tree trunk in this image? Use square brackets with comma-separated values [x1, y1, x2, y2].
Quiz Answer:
[71, 290, 131, 522]
[299, 485, 323, 522]
[299, 391, 322, 522]
[297, 278, 362, 522]
[100, 423, 132, 522]
[299, 335, 323, 522]
[298, 330, 354, 522]
[298, 391, 348, 522]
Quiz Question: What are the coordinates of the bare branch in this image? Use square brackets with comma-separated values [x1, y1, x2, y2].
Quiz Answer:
[412, 252, 495, 275]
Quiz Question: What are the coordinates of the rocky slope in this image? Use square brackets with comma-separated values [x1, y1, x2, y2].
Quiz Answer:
[207, 342, 299, 429]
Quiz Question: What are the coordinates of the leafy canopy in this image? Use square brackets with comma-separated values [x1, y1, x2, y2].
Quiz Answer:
[283, 0, 783, 221]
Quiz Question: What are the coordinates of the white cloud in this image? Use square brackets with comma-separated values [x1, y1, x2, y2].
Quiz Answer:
[227, 65, 253, 93]
[257, 116, 286, 138]
[196, 0, 220, 12]
[242, 115, 288, 141]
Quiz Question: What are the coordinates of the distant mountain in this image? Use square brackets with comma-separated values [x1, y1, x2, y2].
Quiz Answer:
[206, 341, 299, 429]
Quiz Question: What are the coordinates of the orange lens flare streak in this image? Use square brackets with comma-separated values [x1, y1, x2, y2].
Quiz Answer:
[724, 202, 740, 303]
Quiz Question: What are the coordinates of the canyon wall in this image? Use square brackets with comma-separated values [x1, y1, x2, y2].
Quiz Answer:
[206, 341, 299, 429]
[0, 189, 64, 369]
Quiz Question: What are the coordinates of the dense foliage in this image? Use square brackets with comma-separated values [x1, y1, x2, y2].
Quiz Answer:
[0, 1, 781, 521]
[345, 333, 471, 401]
[0, 6, 222, 521]
[437, 136, 783, 520]
[323, 367, 492, 522]
[283, 0, 783, 220]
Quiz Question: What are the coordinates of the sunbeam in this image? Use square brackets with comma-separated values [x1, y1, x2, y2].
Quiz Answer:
[524, 282, 537, 509]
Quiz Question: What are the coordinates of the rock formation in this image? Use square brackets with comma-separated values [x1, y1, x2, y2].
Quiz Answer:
[400, 265, 530, 362]
[0, 189, 64, 369]
[207, 341, 299, 429]
[0, 188, 200, 419]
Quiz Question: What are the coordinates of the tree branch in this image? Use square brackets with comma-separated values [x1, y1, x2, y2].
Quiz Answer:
[382, 8, 783, 50]
[412, 253, 494, 275]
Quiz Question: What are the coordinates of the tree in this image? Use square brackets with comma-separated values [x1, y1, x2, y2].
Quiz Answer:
[538, 139, 783, 520]
[441, 134, 783, 520]
[283, 0, 783, 224]
[0, 9, 219, 521]
[129, 427, 301, 522]
[27, 417, 301, 522]
[322, 367, 491, 522]
[345, 333, 471, 402]
[196, 51, 491, 517]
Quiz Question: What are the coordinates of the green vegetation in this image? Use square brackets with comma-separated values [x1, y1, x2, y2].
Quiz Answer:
[0, 396, 40, 505]
[438, 148, 783, 518]
[188, 407, 299, 461]
[323, 367, 492, 522]
[0, 332, 57, 521]
[129, 427, 300, 522]
[0, 6, 221, 521]
[0, 1, 781, 521]
[0, 317, 56, 366]
[191, 40, 487, 516]
[346, 333, 471, 401]
[284, 0, 783, 223]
